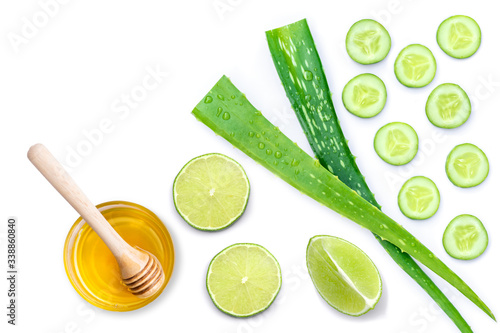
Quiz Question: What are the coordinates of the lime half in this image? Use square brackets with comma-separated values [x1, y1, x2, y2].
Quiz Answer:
[306, 235, 382, 316]
[206, 243, 282, 317]
[173, 153, 250, 231]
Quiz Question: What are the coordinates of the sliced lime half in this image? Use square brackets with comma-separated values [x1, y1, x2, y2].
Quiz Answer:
[306, 235, 382, 316]
[173, 153, 250, 231]
[206, 243, 281, 317]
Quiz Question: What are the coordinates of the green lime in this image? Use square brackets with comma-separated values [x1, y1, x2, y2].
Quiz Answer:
[206, 243, 281, 317]
[306, 235, 382, 316]
[173, 153, 250, 231]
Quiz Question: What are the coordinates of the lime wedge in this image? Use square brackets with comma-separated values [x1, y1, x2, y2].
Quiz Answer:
[206, 243, 281, 317]
[306, 235, 382, 316]
[173, 153, 250, 231]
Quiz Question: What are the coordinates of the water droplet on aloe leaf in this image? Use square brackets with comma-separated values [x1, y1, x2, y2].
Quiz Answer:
[303, 70, 313, 81]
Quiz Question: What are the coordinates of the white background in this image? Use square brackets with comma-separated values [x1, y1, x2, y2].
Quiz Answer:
[1, 0, 499, 332]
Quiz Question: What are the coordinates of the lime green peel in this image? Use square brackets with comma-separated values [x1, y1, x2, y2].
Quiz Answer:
[192, 75, 494, 323]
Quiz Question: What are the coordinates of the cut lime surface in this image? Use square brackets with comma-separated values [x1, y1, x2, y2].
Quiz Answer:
[398, 176, 440, 220]
[306, 235, 382, 316]
[446, 143, 489, 188]
[206, 243, 281, 317]
[173, 153, 250, 231]
[443, 214, 488, 260]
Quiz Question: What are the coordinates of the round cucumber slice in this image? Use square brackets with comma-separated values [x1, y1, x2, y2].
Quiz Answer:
[398, 176, 440, 220]
[394, 44, 436, 88]
[342, 73, 387, 118]
[426, 83, 471, 129]
[445, 143, 489, 188]
[346, 19, 391, 65]
[374, 122, 419, 165]
[443, 214, 488, 260]
[437, 15, 481, 59]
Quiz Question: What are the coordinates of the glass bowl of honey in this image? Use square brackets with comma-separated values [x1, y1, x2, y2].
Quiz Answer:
[64, 201, 175, 311]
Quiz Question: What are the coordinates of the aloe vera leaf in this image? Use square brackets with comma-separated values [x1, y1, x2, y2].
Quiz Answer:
[192, 75, 494, 321]
[266, 18, 474, 332]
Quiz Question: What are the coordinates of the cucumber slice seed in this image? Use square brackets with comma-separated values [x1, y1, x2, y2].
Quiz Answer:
[374, 122, 419, 165]
[398, 176, 440, 220]
[426, 83, 471, 129]
[443, 215, 488, 260]
[437, 15, 481, 59]
[346, 19, 391, 65]
[342, 73, 387, 118]
[446, 143, 489, 188]
[394, 44, 436, 88]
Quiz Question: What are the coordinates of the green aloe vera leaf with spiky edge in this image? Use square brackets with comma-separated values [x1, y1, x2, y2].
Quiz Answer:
[192, 75, 494, 323]
[266, 18, 474, 332]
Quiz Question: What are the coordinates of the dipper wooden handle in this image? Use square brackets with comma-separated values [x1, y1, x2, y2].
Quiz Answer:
[28, 144, 164, 298]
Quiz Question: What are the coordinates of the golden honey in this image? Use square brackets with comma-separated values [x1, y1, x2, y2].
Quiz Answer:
[64, 201, 174, 311]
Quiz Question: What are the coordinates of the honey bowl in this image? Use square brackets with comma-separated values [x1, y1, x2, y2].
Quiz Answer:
[64, 201, 175, 311]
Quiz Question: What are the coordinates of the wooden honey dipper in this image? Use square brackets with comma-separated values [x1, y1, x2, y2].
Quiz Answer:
[28, 144, 164, 299]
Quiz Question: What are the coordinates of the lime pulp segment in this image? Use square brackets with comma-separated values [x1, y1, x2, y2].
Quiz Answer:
[342, 73, 387, 118]
[306, 235, 382, 316]
[346, 19, 391, 65]
[206, 243, 281, 317]
[437, 15, 481, 59]
[394, 44, 436, 87]
[173, 153, 250, 231]
[398, 176, 440, 220]
[446, 143, 489, 188]
[443, 215, 488, 260]
[374, 122, 419, 165]
[426, 83, 471, 129]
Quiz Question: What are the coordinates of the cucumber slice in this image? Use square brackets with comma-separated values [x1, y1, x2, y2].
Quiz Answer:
[426, 83, 471, 129]
[346, 19, 391, 65]
[394, 44, 436, 88]
[437, 15, 481, 59]
[398, 176, 440, 220]
[443, 215, 488, 260]
[342, 73, 387, 118]
[446, 143, 489, 188]
[374, 122, 419, 165]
